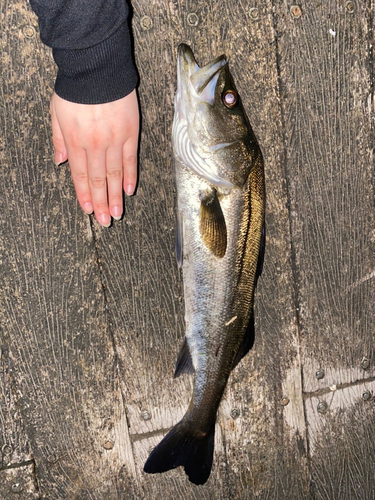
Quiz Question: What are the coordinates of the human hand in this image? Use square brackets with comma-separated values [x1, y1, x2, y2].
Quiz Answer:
[50, 90, 139, 226]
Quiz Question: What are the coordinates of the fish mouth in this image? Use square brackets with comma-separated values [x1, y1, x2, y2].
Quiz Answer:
[177, 44, 227, 104]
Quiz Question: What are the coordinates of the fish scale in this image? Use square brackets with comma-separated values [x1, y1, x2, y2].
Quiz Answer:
[144, 43, 265, 485]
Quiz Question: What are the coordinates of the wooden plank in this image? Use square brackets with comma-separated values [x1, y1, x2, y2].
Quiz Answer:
[0, 2, 137, 497]
[275, 1, 375, 498]
[275, 0, 375, 392]
[93, 0, 310, 496]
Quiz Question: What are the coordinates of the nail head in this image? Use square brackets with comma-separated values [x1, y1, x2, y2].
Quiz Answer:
[11, 483, 23, 493]
[103, 440, 115, 450]
[361, 357, 370, 371]
[140, 16, 153, 31]
[47, 453, 58, 464]
[249, 7, 259, 21]
[316, 369, 325, 380]
[362, 391, 372, 401]
[281, 397, 290, 406]
[187, 12, 199, 27]
[346, 1, 355, 12]
[317, 401, 328, 414]
[22, 26, 36, 38]
[230, 408, 240, 419]
[141, 410, 151, 421]
[2, 444, 12, 455]
[290, 5, 302, 19]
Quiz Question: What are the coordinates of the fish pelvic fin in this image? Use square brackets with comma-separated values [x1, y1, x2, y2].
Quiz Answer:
[174, 337, 195, 377]
[144, 418, 215, 485]
[199, 189, 227, 258]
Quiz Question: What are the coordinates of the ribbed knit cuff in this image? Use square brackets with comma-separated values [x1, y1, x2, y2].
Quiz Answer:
[52, 23, 138, 104]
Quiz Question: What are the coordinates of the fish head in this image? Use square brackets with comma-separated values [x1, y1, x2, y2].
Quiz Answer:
[173, 44, 257, 189]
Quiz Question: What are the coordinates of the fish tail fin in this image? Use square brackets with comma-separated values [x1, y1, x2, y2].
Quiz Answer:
[143, 418, 215, 485]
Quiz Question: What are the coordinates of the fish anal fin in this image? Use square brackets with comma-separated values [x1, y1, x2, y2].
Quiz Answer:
[231, 312, 255, 370]
[174, 337, 195, 378]
[199, 189, 227, 258]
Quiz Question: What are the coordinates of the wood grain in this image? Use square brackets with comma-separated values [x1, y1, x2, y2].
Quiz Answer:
[275, 0, 375, 391]
[275, 0, 375, 497]
[0, 2, 136, 497]
[1, 0, 374, 498]
[305, 380, 375, 500]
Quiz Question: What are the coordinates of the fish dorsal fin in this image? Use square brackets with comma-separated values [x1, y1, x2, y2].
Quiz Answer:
[231, 226, 264, 370]
[199, 189, 227, 258]
[231, 312, 255, 370]
[174, 337, 195, 378]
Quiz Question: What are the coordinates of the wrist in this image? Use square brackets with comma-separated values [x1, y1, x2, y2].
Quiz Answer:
[52, 23, 138, 104]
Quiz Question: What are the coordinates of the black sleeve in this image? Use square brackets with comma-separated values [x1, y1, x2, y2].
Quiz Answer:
[29, 0, 138, 104]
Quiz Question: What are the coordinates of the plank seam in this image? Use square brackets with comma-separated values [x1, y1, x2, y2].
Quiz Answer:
[89, 216, 138, 476]
[303, 374, 375, 400]
[0, 458, 35, 472]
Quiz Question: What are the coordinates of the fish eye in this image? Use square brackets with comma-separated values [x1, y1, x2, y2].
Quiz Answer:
[222, 90, 238, 108]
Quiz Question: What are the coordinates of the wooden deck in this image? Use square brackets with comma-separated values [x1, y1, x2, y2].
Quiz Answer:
[1, 1, 374, 498]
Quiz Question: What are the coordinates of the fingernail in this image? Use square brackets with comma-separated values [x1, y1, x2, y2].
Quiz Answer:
[55, 152, 64, 165]
[99, 213, 111, 227]
[125, 184, 135, 196]
[112, 205, 122, 220]
[83, 202, 93, 214]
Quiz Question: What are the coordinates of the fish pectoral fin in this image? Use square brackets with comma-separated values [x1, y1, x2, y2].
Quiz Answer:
[174, 337, 195, 378]
[231, 312, 255, 370]
[199, 189, 227, 258]
[175, 212, 184, 268]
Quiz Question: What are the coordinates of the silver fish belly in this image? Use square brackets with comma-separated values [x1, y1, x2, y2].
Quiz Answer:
[144, 43, 265, 485]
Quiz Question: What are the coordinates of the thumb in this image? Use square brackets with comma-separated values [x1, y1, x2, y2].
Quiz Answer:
[50, 94, 68, 165]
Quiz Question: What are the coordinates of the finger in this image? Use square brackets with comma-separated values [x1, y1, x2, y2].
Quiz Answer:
[106, 147, 123, 220]
[50, 102, 68, 165]
[86, 149, 111, 227]
[66, 146, 93, 215]
[123, 136, 139, 196]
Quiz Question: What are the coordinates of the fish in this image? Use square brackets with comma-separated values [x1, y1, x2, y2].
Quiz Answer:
[144, 43, 266, 485]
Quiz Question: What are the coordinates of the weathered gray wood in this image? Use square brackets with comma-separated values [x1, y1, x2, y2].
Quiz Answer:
[0, 464, 39, 500]
[276, 0, 375, 389]
[0, 2, 136, 498]
[1, 0, 374, 498]
[92, 1, 309, 497]
[275, 0, 375, 497]
[305, 380, 375, 500]
[0, 346, 36, 490]
[0, 2, 38, 496]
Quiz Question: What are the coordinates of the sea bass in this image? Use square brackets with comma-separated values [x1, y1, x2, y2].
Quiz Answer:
[144, 44, 265, 485]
